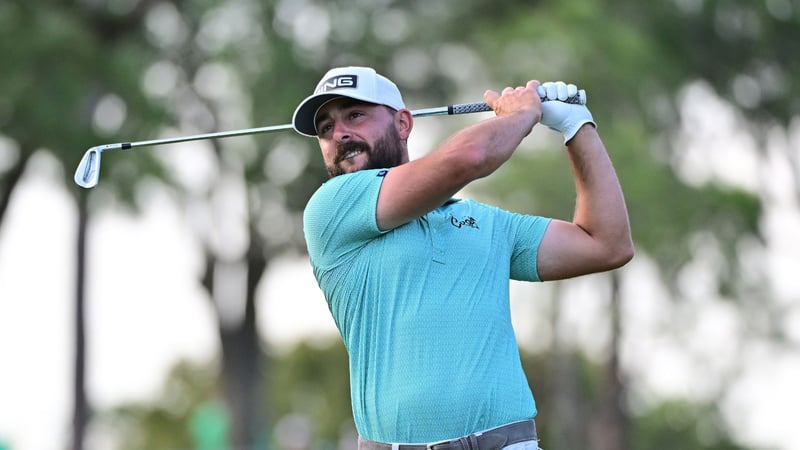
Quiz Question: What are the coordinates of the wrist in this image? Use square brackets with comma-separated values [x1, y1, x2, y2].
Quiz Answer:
[562, 109, 595, 144]
[501, 108, 540, 136]
[566, 122, 598, 146]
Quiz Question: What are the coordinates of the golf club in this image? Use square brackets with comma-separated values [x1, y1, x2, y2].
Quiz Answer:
[74, 90, 586, 189]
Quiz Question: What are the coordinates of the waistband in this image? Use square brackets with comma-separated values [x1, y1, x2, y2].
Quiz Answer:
[358, 419, 537, 450]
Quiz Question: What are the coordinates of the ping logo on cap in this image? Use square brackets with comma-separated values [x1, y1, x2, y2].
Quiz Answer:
[316, 74, 358, 93]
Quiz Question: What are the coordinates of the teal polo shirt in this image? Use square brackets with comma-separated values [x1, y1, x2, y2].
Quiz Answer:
[303, 168, 551, 444]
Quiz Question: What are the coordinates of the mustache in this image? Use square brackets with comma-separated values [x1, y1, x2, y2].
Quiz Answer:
[334, 141, 371, 164]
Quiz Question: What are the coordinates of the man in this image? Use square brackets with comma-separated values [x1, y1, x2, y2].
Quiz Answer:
[292, 66, 633, 450]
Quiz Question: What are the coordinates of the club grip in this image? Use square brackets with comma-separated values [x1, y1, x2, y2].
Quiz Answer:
[448, 92, 585, 116]
[448, 102, 493, 115]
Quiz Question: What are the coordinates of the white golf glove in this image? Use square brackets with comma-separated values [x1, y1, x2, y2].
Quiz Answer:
[538, 81, 596, 144]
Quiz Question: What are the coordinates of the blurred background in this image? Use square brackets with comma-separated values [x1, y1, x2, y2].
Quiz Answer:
[1, 0, 799, 449]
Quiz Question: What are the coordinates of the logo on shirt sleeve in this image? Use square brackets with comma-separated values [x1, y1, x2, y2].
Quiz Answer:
[377, 170, 388, 177]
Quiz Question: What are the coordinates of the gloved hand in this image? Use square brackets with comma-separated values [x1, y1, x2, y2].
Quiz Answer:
[537, 81, 596, 144]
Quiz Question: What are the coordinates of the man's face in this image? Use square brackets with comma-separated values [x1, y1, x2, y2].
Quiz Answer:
[315, 98, 409, 178]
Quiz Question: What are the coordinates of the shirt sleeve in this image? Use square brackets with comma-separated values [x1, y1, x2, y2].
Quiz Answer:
[303, 169, 389, 271]
[506, 210, 552, 282]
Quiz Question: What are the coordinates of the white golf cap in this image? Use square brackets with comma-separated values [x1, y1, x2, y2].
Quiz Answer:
[292, 66, 406, 137]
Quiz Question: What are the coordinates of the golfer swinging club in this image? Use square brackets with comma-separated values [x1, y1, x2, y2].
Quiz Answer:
[293, 66, 634, 450]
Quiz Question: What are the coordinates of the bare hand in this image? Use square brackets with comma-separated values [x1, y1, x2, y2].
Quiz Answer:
[484, 80, 543, 123]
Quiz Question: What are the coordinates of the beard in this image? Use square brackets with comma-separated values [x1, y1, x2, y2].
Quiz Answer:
[327, 124, 406, 178]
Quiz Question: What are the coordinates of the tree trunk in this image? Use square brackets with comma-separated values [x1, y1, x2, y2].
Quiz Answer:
[209, 234, 269, 449]
[591, 272, 628, 450]
[218, 263, 265, 448]
[72, 191, 90, 450]
[0, 151, 31, 225]
[547, 281, 586, 449]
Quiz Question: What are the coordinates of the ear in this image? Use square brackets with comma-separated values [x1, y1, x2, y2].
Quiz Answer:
[394, 108, 413, 140]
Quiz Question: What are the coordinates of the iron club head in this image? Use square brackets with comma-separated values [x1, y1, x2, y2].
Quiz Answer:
[74, 147, 102, 189]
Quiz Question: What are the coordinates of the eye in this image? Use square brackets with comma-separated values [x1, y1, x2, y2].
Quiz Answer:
[317, 122, 333, 135]
[348, 111, 364, 120]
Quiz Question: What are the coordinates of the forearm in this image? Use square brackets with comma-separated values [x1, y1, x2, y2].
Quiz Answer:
[566, 124, 633, 259]
[438, 110, 538, 179]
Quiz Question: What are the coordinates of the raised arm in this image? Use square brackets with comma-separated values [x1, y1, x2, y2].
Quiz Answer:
[535, 94, 634, 280]
[376, 80, 543, 231]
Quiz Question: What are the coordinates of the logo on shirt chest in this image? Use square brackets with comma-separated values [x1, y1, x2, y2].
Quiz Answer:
[449, 215, 480, 230]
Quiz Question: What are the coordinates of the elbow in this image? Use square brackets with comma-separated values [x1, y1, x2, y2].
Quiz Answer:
[453, 142, 493, 179]
[607, 237, 635, 270]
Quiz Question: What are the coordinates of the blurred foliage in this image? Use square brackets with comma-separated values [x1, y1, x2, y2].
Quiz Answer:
[104, 361, 220, 450]
[2, 0, 798, 449]
[631, 400, 748, 450]
[104, 345, 749, 450]
[105, 343, 351, 450]
[267, 341, 352, 442]
[0, 0, 173, 210]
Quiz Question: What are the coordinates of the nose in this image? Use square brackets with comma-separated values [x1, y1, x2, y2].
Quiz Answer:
[332, 121, 352, 143]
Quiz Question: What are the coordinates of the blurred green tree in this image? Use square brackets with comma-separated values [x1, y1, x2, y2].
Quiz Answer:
[0, 2, 171, 449]
[103, 361, 219, 450]
[2, 0, 797, 449]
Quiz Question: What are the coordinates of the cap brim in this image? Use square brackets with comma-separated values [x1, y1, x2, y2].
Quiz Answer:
[293, 90, 397, 137]
[292, 93, 344, 137]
